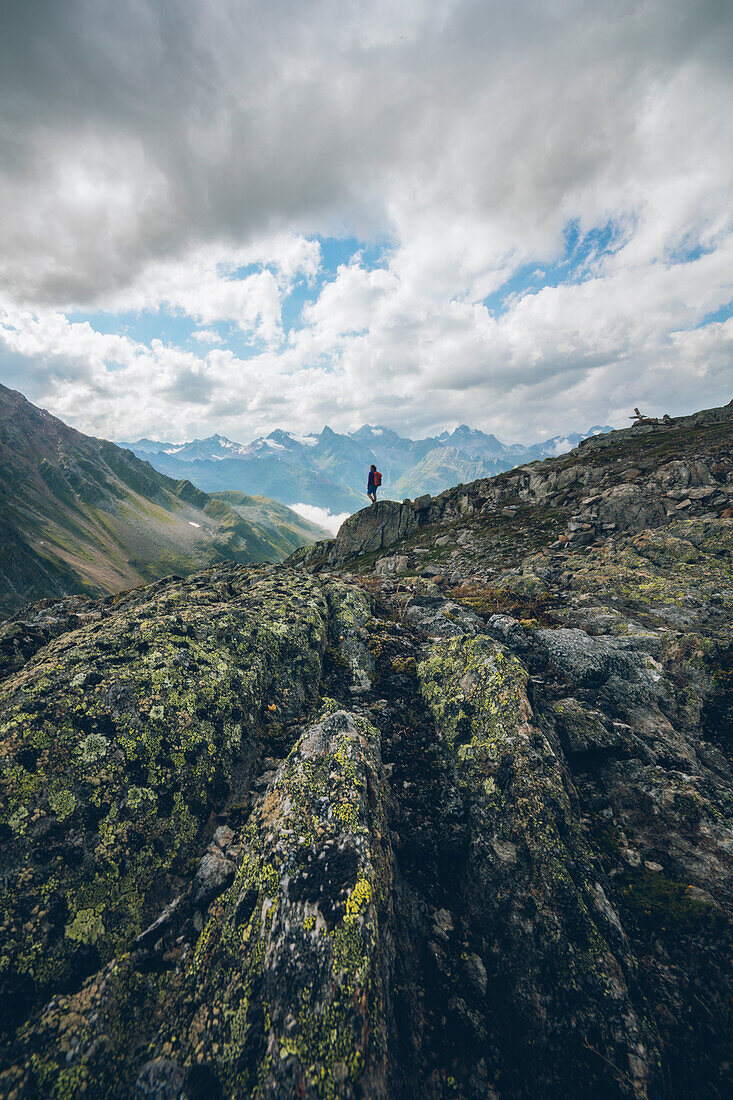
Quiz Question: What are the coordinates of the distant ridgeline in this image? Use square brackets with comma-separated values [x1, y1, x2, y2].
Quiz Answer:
[119, 420, 612, 514]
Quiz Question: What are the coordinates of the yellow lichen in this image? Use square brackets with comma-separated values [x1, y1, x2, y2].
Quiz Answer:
[48, 786, 76, 821]
[334, 801, 358, 828]
[65, 907, 105, 945]
[344, 874, 372, 924]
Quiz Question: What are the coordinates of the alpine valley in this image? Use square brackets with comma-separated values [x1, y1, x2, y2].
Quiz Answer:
[0, 384, 329, 619]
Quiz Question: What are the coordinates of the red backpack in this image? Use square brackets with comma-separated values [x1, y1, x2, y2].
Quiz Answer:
[373, 470, 382, 487]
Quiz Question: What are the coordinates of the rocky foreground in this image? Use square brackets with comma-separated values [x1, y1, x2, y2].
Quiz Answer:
[1, 402, 732, 1099]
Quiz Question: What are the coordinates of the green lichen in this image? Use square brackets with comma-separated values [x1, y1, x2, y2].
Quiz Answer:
[344, 873, 372, 924]
[126, 785, 156, 812]
[65, 907, 105, 945]
[48, 786, 76, 821]
[417, 633, 656, 1082]
[76, 732, 109, 763]
[0, 566, 332, 1035]
[161, 707, 388, 1100]
[418, 635, 526, 777]
[333, 800, 358, 827]
[7, 804, 29, 834]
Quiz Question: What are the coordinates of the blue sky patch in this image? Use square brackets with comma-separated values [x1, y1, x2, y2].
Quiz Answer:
[67, 308, 198, 350]
[280, 235, 388, 334]
[696, 300, 733, 327]
[483, 218, 628, 315]
[66, 236, 392, 360]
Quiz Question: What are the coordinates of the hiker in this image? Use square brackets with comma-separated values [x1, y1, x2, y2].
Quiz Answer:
[367, 463, 382, 504]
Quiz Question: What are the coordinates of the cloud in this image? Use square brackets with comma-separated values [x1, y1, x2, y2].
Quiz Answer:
[190, 328, 223, 345]
[91, 235, 323, 341]
[0, 0, 731, 443]
[3, 1, 731, 300]
[288, 503, 350, 536]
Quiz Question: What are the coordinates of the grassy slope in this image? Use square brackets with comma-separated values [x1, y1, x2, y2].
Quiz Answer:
[211, 491, 330, 557]
[0, 386, 328, 618]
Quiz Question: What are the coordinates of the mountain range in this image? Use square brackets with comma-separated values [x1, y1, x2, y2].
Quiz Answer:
[0, 385, 328, 618]
[120, 421, 612, 514]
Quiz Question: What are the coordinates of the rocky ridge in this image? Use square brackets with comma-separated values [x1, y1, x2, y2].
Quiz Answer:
[120, 421, 611, 518]
[1, 401, 732, 1099]
[290, 400, 733, 573]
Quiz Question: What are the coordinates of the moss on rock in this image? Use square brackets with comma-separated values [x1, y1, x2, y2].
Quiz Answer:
[0, 564, 330, 1036]
[417, 635, 652, 1096]
[154, 706, 393, 1099]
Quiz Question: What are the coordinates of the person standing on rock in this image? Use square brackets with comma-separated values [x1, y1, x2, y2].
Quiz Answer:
[367, 463, 382, 504]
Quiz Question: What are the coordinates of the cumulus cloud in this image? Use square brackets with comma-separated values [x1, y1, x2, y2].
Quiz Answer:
[190, 329, 223, 345]
[288, 504, 351, 536]
[0, 0, 731, 443]
[92, 236, 323, 343]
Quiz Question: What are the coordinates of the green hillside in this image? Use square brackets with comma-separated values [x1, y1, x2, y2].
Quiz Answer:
[211, 491, 331, 557]
[0, 385, 329, 618]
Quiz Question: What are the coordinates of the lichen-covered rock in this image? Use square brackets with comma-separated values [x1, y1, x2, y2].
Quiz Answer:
[134, 1058, 190, 1100]
[192, 848, 235, 907]
[324, 580, 375, 695]
[417, 636, 651, 1096]
[330, 500, 420, 561]
[4, 707, 394, 1100]
[160, 706, 394, 1099]
[0, 564, 329, 1035]
[551, 697, 624, 755]
[403, 599, 482, 639]
[375, 554, 408, 576]
[0, 592, 112, 681]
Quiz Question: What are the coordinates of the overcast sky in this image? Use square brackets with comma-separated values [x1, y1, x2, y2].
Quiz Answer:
[1, 0, 731, 444]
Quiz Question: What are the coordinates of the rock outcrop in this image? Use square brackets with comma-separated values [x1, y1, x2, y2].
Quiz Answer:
[290, 399, 733, 572]
[1, 401, 732, 1099]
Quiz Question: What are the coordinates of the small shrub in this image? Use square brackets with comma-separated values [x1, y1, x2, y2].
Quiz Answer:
[452, 583, 554, 625]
